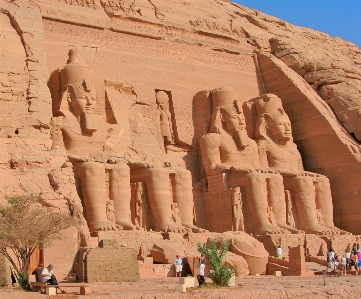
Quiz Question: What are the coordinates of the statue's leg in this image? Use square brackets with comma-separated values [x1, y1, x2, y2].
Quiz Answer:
[284, 175, 329, 234]
[76, 162, 116, 231]
[131, 167, 184, 232]
[229, 172, 286, 235]
[108, 163, 135, 230]
[315, 176, 348, 234]
[267, 174, 302, 234]
[172, 169, 205, 232]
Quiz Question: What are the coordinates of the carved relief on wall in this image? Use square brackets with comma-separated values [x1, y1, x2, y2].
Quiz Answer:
[47, 0, 99, 9]
[155, 90, 174, 150]
[100, 0, 164, 20]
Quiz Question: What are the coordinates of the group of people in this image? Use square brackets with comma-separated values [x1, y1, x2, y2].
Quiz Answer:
[32, 263, 54, 282]
[174, 254, 206, 286]
[327, 244, 361, 275]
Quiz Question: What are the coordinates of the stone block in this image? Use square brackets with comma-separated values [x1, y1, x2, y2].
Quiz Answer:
[99, 239, 118, 249]
[274, 271, 282, 276]
[46, 286, 57, 295]
[175, 284, 187, 292]
[179, 277, 195, 288]
[80, 286, 91, 295]
[228, 273, 236, 286]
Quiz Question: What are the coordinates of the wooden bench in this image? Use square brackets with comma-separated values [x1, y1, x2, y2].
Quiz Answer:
[31, 282, 91, 295]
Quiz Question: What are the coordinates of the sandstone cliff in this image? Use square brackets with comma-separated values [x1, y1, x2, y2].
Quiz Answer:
[0, 0, 360, 277]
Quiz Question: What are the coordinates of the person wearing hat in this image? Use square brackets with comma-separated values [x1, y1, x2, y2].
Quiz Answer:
[41, 264, 54, 283]
[174, 254, 183, 277]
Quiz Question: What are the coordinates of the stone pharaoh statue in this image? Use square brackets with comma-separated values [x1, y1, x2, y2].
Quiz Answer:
[51, 49, 135, 232]
[200, 87, 297, 235]
[252, 94, 346, 235]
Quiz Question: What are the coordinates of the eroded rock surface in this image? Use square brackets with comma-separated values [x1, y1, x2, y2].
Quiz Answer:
[0, 0, 360, 279]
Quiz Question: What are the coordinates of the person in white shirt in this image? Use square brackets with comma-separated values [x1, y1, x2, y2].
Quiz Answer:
[174, 254, 183, 277]
[41, 264, 54, 283]
[277, 245, 283, 259]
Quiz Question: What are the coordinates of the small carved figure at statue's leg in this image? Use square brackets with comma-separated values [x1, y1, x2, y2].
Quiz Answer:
[77, 162, 118, 231]
[108, 163, 137, 230]
[288, 176, 337, 235]
[239, 173, 289, 235]
[172, 169, 207, 233]
[314, 177, 349, 235]
[131, 167, 185, 232]
[267, 175, 304, 234]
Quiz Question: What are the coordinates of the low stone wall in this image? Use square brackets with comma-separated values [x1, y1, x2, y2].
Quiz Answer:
[83, 246, 139, 282]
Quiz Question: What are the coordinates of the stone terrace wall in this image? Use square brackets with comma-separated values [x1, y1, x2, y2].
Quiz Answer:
[83, 247, 139, 282]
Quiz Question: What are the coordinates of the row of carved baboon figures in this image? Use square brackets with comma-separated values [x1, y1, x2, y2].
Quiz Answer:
[51, 49, 347, 236]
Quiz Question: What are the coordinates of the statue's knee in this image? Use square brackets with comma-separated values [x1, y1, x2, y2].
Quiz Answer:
[80, 162, 104, 176]
[148, 167, 169, 179]
[111, 163, 130, 178]
[268, 174, 284, 188]
[175, 169, 191, 182]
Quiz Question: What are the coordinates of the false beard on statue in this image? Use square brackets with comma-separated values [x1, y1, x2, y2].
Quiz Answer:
[233, 131, 249, 149]
[81, 113, 97, 133]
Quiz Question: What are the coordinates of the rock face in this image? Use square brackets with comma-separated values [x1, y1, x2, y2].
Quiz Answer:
[0, 0, 360, 279]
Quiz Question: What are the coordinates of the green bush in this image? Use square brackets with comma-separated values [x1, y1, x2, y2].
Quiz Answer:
[16, 273, 30, 290]
[197, 239, 235, 286]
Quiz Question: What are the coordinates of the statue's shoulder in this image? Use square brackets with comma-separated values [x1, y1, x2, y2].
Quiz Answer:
[200, 132, 221, 145]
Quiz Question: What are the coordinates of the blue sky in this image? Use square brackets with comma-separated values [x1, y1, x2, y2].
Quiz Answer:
[233, 0, 361, 48]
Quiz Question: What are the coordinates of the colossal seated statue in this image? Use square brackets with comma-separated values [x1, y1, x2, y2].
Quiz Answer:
[249, 93, 346, 235]
[199, 87, 296, 235]
[51, 49, 135, 232]
[51, 49, 203, 234]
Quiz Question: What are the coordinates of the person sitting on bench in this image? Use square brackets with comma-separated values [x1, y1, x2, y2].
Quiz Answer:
[41, 264, 54, 282]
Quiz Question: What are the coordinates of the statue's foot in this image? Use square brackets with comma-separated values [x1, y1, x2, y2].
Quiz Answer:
[326, 226, 350, 235]
[165, 223, 187, 233]
[278, 224, 304, 234]
[183, 223, 208, 233]
[306, 226, 340, 236]
[94, 221, 119, 231]
[116, 221, 137, 230]
[256, 225, 290, 235]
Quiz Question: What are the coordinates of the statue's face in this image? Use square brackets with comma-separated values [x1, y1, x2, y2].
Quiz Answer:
[268, 114, 292, 141]
[222, 109, 245, 133]
[70, 90, 97, 116]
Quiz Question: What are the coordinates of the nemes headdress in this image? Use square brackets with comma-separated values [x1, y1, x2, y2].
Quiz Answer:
[253, 93, 286, 138]
[62, 49, 95, 99]
[210, 87, 242, 133]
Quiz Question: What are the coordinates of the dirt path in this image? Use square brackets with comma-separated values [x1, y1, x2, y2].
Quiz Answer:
[1, 275, 361, 299]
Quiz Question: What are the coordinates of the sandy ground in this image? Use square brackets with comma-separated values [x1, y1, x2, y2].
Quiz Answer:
[2, 275, 361, 299]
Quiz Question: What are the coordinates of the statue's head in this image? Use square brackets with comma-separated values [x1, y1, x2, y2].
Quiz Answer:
[210, 87, 244, 134]
[62, 49, 97, 132]
[156, 90, 169, 107]
[254, 94, 292, 143]
[64, 49, 97, 116]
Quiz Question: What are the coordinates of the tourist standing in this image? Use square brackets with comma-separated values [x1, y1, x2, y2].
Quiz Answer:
[174, 254, 183, 277]
[341, 254, 347, 276]
[277, 245, 283, 259]
[345, 250, 351, 270]
[197, 254, 206, 286]
[326, 248, 335, 272]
